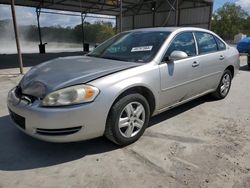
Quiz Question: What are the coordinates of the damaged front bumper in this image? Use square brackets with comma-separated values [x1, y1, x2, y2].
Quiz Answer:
[7, 87, 107, 142]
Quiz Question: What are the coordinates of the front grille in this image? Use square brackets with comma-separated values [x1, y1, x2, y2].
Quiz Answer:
[9, 109, 26, 130]
[36, 126, 82, 136]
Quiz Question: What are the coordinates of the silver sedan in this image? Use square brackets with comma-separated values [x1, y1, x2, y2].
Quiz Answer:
[7, 27, 240, 146]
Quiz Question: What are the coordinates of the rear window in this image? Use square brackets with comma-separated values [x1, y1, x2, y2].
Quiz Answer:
[215, 37, 226, 51]
[194, 32, 218, 54]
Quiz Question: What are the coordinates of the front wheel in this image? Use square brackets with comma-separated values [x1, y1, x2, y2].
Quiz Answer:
[212, 70, 232, 99]
[105, 93, 150, 146]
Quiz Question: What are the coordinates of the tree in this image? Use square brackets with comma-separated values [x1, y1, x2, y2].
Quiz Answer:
[242, 16, 250, 36]
[212, 3, 248, 40]
[0, 19, 115, 44]
[74, 21, 115, 44]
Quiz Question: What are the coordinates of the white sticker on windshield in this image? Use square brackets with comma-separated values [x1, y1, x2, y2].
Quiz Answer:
[131, 46, 153, 52]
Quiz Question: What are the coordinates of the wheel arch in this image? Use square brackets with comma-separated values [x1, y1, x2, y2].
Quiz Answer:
[108, 86, 156, 117]
[225, 65, 234, 78]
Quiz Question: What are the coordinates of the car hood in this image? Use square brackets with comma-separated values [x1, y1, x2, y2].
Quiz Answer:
[20, 56, 140, 98]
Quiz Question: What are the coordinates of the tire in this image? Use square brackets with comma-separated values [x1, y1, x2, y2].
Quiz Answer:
[248, 56, 250, 70]
[212, 70, 232, 99]
[105, 93, 150, 146]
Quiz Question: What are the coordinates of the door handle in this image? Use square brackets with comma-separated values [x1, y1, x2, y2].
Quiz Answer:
[219, 55, 225, 60]
[192, 61, 199, 67]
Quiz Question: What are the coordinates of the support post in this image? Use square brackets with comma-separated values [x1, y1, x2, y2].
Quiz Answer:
[152, 12, 155, 27]
[119, 0, 122, 32]
[10, 0, 24, 74]
[36, 8, 42, 45]
[81, 13, 88, 52]
[208, 2, 213, 30]
[115, 16, 118, 33]
[152, 1, 156, 27]
[81, 13, 85, 52]
[132, 15, 134, 29]
[175, 0, 179, 26]
[36, 8, 46, 53]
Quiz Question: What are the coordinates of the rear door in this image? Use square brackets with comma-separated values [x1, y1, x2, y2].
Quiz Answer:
[193, 32, 225, 92]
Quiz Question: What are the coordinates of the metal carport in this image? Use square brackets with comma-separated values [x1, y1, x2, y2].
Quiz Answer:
[0, 0, 213, 74]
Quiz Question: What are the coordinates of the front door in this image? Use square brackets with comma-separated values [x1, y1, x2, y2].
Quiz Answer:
[159, 32, 202, 109]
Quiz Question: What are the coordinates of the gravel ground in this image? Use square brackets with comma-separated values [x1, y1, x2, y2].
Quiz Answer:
[0, 57, 249, 188]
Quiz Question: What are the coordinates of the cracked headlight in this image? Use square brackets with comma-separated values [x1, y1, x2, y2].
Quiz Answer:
[42, 85, 99, 106]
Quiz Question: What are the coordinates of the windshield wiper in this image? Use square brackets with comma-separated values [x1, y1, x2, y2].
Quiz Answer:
[87, 54, 125, 61]
[101, 56, 125, 61]
[86, 54, 100, 58]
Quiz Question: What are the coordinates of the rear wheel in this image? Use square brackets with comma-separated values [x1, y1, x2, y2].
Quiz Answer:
[105, 93, 150, 146]
[212, 70, 232, 99]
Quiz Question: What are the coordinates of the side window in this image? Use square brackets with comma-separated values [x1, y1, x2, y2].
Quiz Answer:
[215, 37, 226, 51]
[165, 32, 196, 57]
[195, 32, 218, 54]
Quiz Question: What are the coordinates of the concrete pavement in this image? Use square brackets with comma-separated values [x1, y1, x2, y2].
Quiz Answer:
[0, 56, 249, 188]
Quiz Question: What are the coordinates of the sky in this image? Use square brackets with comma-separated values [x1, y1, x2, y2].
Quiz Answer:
[213, 0, 250, 12]
[0, 0, 250, 27]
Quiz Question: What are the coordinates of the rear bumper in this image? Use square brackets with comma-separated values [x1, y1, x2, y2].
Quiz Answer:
[7, 87, 108, 142]
[235, 58, 240, 76]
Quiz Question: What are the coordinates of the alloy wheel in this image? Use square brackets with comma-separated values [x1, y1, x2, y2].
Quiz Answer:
[118, 102, 145, 138]
[220, 73, 231, 96]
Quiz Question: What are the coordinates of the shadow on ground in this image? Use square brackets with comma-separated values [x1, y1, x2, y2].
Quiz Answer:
[0, 52, 84, 69]
[149, 94, 213, 127]
[239, 64, 250, 71]
[0, 95, 212, 171]
[0, 115, 117, 171]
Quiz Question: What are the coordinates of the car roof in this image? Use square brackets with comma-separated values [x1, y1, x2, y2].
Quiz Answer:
[127, 27, 212, 33]
[125, 26, 227, 46]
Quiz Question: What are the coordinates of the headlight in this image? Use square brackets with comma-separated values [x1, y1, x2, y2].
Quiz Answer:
[42, 85, 99, 106]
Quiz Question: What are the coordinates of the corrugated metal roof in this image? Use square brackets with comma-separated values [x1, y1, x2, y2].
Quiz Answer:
[0, 0, 213, 16]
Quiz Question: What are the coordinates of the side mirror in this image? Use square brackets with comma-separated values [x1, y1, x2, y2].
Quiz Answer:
[168, 50, 188, 62]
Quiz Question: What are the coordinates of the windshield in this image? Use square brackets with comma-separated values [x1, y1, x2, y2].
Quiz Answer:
[88, 31, 171, 63]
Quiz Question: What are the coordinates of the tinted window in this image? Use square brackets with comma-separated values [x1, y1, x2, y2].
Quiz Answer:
[88, 31, 170, 63]
[195, 32, 218, 54]
[215, 37, 226, 51]
[165, 32, 196, 57]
